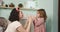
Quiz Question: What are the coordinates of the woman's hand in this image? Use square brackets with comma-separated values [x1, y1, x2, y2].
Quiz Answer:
[28, 16, 33, 23]
[25, 16, 33, 32]
[24, 16, 33, 32]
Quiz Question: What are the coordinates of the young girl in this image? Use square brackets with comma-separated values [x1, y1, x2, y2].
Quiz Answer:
[33, 9, 47, 32]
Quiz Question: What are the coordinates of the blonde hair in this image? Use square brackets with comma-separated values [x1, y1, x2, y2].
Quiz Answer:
[37, 9, 47, 20]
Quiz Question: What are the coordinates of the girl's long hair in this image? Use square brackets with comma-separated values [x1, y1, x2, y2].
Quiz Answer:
[37, 9, 47, 21]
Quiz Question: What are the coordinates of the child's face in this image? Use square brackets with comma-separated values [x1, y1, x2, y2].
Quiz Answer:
[36, 11, 40, 17]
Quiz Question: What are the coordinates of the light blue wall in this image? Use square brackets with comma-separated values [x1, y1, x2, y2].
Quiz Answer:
[52, 0, 58, 32]
[2, 0, 53, 17]
[0, 0, 58, 32]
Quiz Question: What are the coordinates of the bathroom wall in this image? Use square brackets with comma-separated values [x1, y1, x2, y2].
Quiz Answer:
[0, 0, 58, 32]
[52, 0, 58, 32]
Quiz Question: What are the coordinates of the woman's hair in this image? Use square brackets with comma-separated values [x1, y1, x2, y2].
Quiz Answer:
[9, 4, 23, 22]
[0, 17, 8, 32]
[37, 9, 47, 20]
[9, 8, 20, 22]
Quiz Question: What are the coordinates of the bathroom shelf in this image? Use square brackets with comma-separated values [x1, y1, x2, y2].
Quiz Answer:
[0, 6, 14, 9]
[0, 6, 38, 10]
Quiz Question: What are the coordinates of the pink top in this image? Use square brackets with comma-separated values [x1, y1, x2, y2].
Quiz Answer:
[33, 18, 46, 32]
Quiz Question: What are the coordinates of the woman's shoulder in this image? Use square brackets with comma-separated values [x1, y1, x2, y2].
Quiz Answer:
[7, 21, 22, 29]
[5, 21, 22, 32]
[9, 21, 22, 27]
[11, 21, 21, 25]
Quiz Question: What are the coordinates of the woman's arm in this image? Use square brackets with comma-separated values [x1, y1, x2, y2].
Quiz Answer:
[17, 16, 33, 32]
[16, 25, 28, 32]
[16, 22, 31, 32]
[24, 20, 29, 29]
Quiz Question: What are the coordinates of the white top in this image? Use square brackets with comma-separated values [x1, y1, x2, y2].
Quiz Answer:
[5, 21, 22, 32]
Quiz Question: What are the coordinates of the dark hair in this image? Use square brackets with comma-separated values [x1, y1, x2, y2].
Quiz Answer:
[37, 9, 47, 20]
[9, 8, 19, 22]
[18, 3, 23, 8]
[0, 17, 8, 32]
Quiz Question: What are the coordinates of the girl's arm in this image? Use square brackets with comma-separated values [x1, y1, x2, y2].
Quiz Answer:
[36, 21, 45, 27]
[35, 18, 45, 27]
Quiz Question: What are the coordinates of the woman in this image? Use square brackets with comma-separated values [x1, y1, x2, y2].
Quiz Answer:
[9, 3, 23, 22]
[5, 3, 33, 32]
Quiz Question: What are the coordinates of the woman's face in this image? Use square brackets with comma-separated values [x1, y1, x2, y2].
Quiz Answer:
[19, 11, 23, 19]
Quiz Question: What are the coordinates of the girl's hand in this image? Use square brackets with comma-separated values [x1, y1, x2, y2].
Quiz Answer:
[32, 16, 36, 21]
